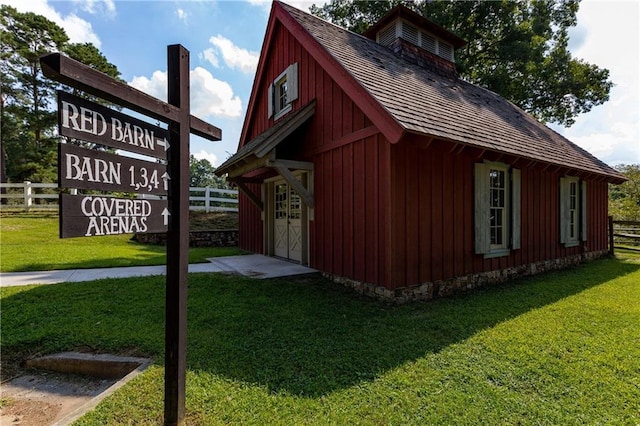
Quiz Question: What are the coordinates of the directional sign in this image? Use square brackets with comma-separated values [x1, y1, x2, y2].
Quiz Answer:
[59, 144, 169, 195]
[58, 91, 170, 160]
[60, 193, 169, 238]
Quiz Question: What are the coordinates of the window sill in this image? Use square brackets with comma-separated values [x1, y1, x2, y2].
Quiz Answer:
[483, 249, 510, 259]
[564, 241, 580, 248]
[273, 104, 292, 120]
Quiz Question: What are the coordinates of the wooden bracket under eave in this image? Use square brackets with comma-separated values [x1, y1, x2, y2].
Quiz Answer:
[274, 166, 314, 209]
[235, 181, 264, 211]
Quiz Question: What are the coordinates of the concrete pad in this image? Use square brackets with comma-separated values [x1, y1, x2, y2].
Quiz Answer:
[206, 254, 317, 279]
[0, 353, 151, 426]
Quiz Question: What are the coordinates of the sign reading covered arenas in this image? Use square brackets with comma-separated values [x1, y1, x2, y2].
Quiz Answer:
[60, 194, 169, 238]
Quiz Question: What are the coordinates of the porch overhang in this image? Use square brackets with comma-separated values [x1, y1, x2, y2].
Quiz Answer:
[215, 100, 316, 210]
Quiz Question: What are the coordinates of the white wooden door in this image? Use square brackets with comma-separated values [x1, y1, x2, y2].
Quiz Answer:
[273, 181, 302, 262]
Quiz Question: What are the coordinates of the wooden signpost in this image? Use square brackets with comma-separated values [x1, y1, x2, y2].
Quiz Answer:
[41, 45, 220, 426]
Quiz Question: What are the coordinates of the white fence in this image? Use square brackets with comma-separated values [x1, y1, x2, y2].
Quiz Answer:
[0, 181, 239, 212]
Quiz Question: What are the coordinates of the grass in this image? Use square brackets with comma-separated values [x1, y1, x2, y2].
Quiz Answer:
[1, 251, 639, 424]
[0, 212, 240, 272]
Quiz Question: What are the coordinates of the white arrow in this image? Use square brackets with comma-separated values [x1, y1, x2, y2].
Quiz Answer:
[161, 208, 171, 226]
[157, 138, 170, 151]
[162, 172, 171, 191]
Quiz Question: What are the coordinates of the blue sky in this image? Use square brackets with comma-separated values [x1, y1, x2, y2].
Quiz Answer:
[4, 0, 639, 168]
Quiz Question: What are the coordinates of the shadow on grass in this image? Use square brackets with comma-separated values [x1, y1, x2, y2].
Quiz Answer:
[2, 256, 638, 397]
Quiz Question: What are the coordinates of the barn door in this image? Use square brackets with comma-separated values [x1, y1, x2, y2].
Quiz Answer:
[273, 180, 303, 262]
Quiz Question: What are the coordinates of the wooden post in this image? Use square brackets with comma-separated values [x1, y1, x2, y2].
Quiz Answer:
[40, 48, 221, 425]
[608, 215, 614, 256]
[164, 44, 190, 426]
[24, 181, 32, 212]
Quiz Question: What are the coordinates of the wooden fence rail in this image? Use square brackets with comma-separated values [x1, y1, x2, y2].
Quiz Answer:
[0, 181, 238, 212]
[609, 216, 640, 254]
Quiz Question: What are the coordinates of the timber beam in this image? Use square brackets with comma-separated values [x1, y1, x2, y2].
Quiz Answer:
[40, 53, 221, 141]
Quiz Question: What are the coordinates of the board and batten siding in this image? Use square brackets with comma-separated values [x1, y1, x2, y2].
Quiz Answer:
[237, 21, 392, 283]
[387, 140, 610, 289]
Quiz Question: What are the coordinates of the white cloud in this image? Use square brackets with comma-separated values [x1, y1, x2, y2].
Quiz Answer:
[73, 0, 116, 18]
[192, 149, 219, 167]
[191, 67, 243, 118]
[201, 48, 220, 68]
[206, 35, 259, 75]
[128, 67, 243, 119]
[129, 70, 168, 100]
[2, 0, 103, 48]
[176, 8, 188, 24]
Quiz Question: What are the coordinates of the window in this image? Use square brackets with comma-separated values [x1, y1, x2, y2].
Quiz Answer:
[560, 176, 586, 247]
[268, 63, 298, 119]
[489, 168, 507, 249]
[475, 162, 521, 258]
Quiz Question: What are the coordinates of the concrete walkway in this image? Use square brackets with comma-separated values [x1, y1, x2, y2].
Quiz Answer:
[0, 255, 317, 287]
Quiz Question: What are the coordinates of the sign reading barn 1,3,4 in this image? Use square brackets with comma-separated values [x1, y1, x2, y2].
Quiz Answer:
[59, 144, 170, 195]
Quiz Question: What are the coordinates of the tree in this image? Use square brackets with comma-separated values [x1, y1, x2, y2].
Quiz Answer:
[0, 6, 121, 183]
[609, 164, 640, 221]
[310, 0, 612, 127]
[189, 155, 228, 189]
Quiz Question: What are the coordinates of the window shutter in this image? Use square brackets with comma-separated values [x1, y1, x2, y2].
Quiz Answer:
[474, 163, 490, 254]
[581, 181, 587, 241]
[287, 63, 299, 102]
[559, 177, 570, 244]
[267, 83, 274, 118]
[511, 168, 521, 249]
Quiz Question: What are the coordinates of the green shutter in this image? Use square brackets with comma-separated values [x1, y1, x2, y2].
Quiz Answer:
[267, 83, 274, 118]
[559, 177, 570, 244]
[581, 181, 588, 241]
[474, 163, 490, 254]
[511, 168, 521, 249]
[287, 63, 299, 102]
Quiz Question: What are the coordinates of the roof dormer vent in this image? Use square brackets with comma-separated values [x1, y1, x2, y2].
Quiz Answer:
[364, 5, 466, 78]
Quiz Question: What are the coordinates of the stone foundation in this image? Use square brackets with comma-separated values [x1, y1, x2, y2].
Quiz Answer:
[323, 250, 610, 304]
[132, 229, 238, 247]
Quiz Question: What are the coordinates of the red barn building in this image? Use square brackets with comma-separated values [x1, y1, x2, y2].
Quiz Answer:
[215, 2, 625, 302]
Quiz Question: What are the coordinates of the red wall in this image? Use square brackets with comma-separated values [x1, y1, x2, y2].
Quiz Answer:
[388, 141, 610, 289]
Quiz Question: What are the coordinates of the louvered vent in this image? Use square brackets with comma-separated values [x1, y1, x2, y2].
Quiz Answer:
[421, 32, 436, 54]
[401, 22, 419, 45]
[378, 24, 396, 46]
[438, 42, 453, 61]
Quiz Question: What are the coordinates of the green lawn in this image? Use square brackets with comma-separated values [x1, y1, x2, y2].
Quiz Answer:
[0, 212, 239, 272]
[1, 251, 638, 424]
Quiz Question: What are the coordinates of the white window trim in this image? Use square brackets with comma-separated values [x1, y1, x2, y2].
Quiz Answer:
[474, 161, 521, 258]
[560, 176, 587, 247]
[268, 63, 298, 120]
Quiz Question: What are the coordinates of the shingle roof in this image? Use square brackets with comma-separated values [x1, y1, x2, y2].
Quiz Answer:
[280, 2, 625, 183]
